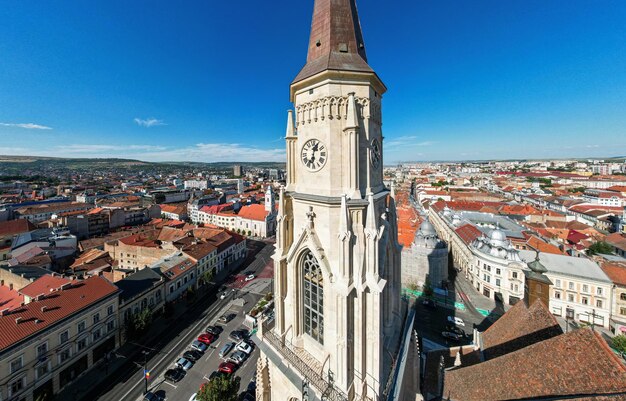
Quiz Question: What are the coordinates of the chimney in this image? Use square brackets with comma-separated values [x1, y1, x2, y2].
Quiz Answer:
[453, 351, 462, 367]
[9, 283, 13, 291]
[41, 305, 47, 312]
[15, 316, 23, 324]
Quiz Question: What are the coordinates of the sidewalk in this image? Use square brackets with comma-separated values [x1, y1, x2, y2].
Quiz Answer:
[453, 273, 509, 320]
[57, 285, 212, 401]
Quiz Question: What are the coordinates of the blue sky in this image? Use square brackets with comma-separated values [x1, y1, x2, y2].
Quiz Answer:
[1, 0, 625, 163]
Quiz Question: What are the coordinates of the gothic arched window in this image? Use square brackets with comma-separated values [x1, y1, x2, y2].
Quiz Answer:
[303, 250, 324, 344]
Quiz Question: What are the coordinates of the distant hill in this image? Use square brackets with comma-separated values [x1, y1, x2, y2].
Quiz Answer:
[0, 155, 285, 176]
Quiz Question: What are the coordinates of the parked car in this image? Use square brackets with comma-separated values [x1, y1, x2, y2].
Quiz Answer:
[218, 361, 237, 374]
[144, 392, 165, 401]
[188, 394, 197, 401]
[219, 342, 235, 358]
[242, 391, 255, 401]
[208, 371, 227, 382]
[447, 316, 465, 327]
[441, 331, 462, 341]
[220, 292, 228, 300]
[245, 274, 255, 282]
[206, 325, 223, 336]
[197, 333, 215, 345]
[190, 340, 208, 353]
[218, 313, 236, 324]
[228, 350, 247, 365]
[183, 350, 202, 362]
[236, 341, 253, 355]
[176, 357, 194, 371]
[229, 330, 245, 342]
[164, 368, 185, 383]
[445, 325, 465, 337]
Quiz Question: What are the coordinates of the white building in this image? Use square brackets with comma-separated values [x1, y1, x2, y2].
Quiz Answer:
[520, 250, 613, 328]
[196, 187, 277, 238]
[468, 229, 527, 305]
[184, 180, 209, 190]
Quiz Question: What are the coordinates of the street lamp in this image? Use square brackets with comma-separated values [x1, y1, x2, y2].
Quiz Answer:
[142, 350, 150, 394]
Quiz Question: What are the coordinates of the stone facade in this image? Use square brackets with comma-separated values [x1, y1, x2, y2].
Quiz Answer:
[401, 220, 448, 289]
[258, 1, 404, 400]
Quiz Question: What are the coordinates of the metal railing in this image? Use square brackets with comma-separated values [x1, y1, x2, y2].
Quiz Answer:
[262, 322, 348, 401]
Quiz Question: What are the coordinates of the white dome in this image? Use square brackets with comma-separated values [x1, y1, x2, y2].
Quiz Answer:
[419, 220, 436, 236]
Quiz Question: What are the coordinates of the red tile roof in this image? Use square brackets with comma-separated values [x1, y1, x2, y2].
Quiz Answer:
[0, 285, 24, 311]
[119, 232, 160, 248]
[237, 204, 269, 222]
[601, 262, 626, 287]
[20, 275, 72, 298]
[455, 224, 482, 245]
[444, 329, 626, 401]
[481, 300, 562, 360]
[0, 219, 36, 237]
[0, 276, 118, 351]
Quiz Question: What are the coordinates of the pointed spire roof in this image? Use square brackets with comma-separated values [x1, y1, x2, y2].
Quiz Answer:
[293, 0, 374, 84]
[286, 110, 296, 138]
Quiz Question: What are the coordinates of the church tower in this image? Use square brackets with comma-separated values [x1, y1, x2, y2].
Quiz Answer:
[257, 1, 404, 400]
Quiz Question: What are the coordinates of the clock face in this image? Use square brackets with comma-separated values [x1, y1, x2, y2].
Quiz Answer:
[301, 139, 327, 171]
[370, 138, 382, 168]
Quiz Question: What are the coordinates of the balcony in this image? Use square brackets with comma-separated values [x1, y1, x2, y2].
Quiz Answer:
[259, 320, 348, 401]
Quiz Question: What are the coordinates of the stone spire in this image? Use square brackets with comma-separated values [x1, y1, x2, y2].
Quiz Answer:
[293, 0, 374, 83]
[345, 92, 359, 130]
[286, 109, 296, 138]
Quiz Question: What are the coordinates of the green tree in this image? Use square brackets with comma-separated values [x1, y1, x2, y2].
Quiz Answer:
[612, 335, 626, 355]
[202, 269, 215, 285]
[196, 375, 240, 401]
[127, 308, 153, 339]
[587, 241, 614, 256]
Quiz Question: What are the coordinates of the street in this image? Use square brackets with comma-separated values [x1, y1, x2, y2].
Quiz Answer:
[91, 242, 275, 401]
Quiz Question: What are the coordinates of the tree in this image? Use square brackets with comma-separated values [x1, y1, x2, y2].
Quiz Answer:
[196, 375, 240, 401]
[612, 335, 626, 355]
[587, 241, 614, 256]
[127, 308, 153, 339]
[202, 269, 215, 285]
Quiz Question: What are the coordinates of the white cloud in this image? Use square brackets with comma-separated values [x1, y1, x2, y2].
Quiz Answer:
[0, 122, 52, 130]
[137, 143, 286, 162]
[46, 143, 284, 163]
[385, 136, 435, 149]
[54, 144, 167, 154]
[134, 118, 166, 128]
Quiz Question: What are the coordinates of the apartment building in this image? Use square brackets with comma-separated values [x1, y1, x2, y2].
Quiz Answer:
[520, 250, 613, 328]
[0, 275, 119, 401]
[601, 262, 626, 335]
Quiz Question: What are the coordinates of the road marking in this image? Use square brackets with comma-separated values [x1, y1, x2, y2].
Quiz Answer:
[118, 297, 228, 401]
[163, 381, 178, 389]
[206, 341, 220, 361]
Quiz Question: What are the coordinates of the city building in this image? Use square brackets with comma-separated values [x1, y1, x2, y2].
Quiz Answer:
[520, 250, 613, 328]
[194, 187, 277, 238]
[184, 180, 209, 190]
[150, 254, 197, 303]
[256, 1, 407, 399]
[14, 202, 94, 224]
[601, 261, 626, 335]
[0, 219, 36, 261]
[0, 275, 119, 401]
[116, 267, 165, 344]
[160, 203, 188, 221]
[401, 219, 448, 289]
[424, 300, 626, 401]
